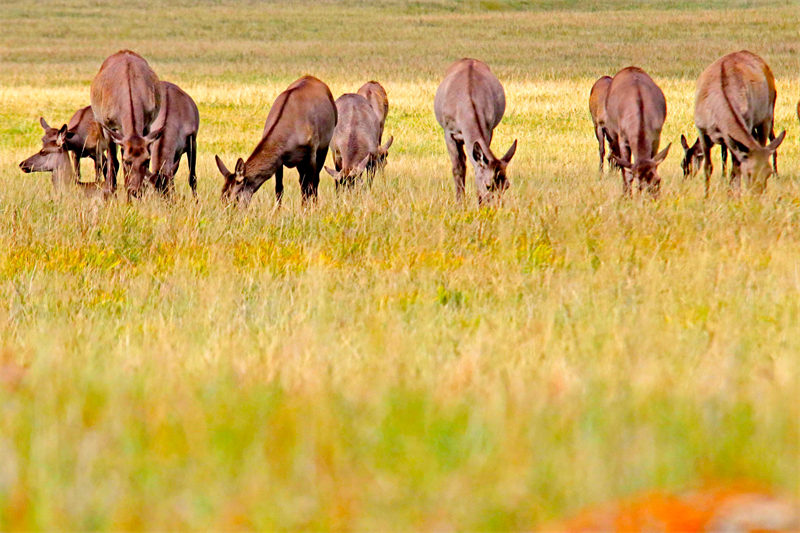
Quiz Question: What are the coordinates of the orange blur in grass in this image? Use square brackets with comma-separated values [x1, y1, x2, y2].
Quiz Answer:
[554, 486, 799, 532]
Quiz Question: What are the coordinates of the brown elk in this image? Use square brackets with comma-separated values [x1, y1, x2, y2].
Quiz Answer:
[90, 50, 163, 199]
[215, 76, 337, 207]
[604, 66, 671, 198]
[357, 81, 389, 142]
[681, 134, 727, 180]
[147, 81, 199, 197]
[38, 108, 111, 183]
[19, 125, 104, 197]
[694, 50, 784, 195]
[434, 58, 517, 205]
[589, 75, 618, 172]
[324, 93, 393, 188]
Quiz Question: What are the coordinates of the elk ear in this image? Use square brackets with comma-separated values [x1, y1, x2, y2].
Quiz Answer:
[501, 139, 518, 163]
[144, 126, 164, 144]
[101, 123, 124, 144]
[691, 138, 702, 154]
[215, 154, 232, 177]
[234, 158, 246, 182]
[680, 134, 689, 150]
[767, 130, 786, 152]
[324, 166, 338, 178]
[55, 124, 68, 147]
[653, 143, 671, 165]
[40, 117, 51, 130]
[472, 142, 489, 166]
[380, 135, 394, 154]
[355, 154, 371, 175]
[611, 154, 632, 169]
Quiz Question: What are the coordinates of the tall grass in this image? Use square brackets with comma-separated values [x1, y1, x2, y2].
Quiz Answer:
[1, 0, 799, 529]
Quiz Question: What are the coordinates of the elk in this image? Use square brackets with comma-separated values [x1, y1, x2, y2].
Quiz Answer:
[90, 50, 163, 199]
[434, 58, 517, 205]
[357, 81, 389, 142]
[324, 93, 393, 188]
[604, 66, 671, 198]
[215, 76, 337, 207]
[19, 125, 104, 197]
[38, 107, 111, 183]
[147, 81, 199, 197]
[694, 50, 784, 195]
[588, 75, 618, 172]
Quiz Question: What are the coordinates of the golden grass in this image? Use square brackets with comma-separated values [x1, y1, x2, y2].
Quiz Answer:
[1, 0, 799, 529]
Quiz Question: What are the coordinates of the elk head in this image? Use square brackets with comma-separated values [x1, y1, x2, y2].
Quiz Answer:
[103, 125, 164, 198]
[612, 143, 671, 198]
[471, 139, 517, 205]
[680, 134, 704, 179]
[19, 125, 73, 189]
[726, 131, 785, 193]
[216, 155, 252, 205]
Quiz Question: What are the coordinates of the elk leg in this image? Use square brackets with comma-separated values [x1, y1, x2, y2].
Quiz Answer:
[594, 124, 605, 173]
[699, 133, 714, 198]
[720, 143, 727, 179]
[274, 164, 284, 205]
[620, 142, 633, 197]
[768, 128, 778, 175]
[728, 151, 742, 193]
[445, 134, 466, 202]
[188, 134, 198, 197]
[105, 142, 119, 195]
[72, 152, 81, 182]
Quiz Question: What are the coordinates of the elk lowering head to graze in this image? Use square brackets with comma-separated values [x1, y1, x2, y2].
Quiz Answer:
[19, 125, 104, 197]
[216, 76, 337, 207]
[147, 81, 200, 197]
[694, 50, 784, 195]
[357, 81, 389, 142]
[90, 50, 163, 199]
[604, 66, 670, 198]
[324, 93, 393, 188]
[434, 58, 517, 205]
[589, 75, 618, 172]
[38, 109, 111, 183]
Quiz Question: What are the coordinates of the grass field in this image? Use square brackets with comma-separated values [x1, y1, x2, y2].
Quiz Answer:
[1, 0, 799, 529]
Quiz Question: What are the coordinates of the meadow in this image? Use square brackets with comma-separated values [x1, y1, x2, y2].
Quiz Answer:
[1, 0, 799, 529]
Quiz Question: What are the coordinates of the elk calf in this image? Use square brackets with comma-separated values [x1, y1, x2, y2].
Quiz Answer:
[695, 50, 784, 195]
[215, 76, 337, 207]
[434, 58, 517, 205]
[39, 108, 111, 182]
[91, 50, 163, 199]
[324, 93, 393, 188]
[589, 76, 617, 172]
[148, 81, 200, 197]
[19, 125, 104, 197]
[604, 66, 671, 197]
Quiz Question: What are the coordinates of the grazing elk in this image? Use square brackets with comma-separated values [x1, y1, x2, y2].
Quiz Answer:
[681, 134, 727, 180]
[39, 107, 111, 183]
[19, 125, 104, 197]
[148, 81, 199, 197]
[215, 75, 337, 207]
[589, 75, 618, 172]
[695, 50, 784, 195]
[90, 50, 163, 199]
[324, 93, 393, 188]
[357, 81, 389, 142]
[604, 66, 671, 198]
[434, 58, 517, 205]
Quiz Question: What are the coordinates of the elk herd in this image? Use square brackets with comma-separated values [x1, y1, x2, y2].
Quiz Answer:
[18, 50, 800, 207]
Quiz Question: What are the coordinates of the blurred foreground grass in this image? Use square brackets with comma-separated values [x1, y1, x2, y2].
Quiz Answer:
[1, 0, 799, 529]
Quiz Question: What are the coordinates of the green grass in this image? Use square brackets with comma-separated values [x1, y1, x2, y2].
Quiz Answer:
[1, 0, 799, 529]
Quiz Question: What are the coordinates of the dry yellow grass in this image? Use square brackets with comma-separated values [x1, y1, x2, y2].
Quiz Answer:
[1, 0, 799, 529]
